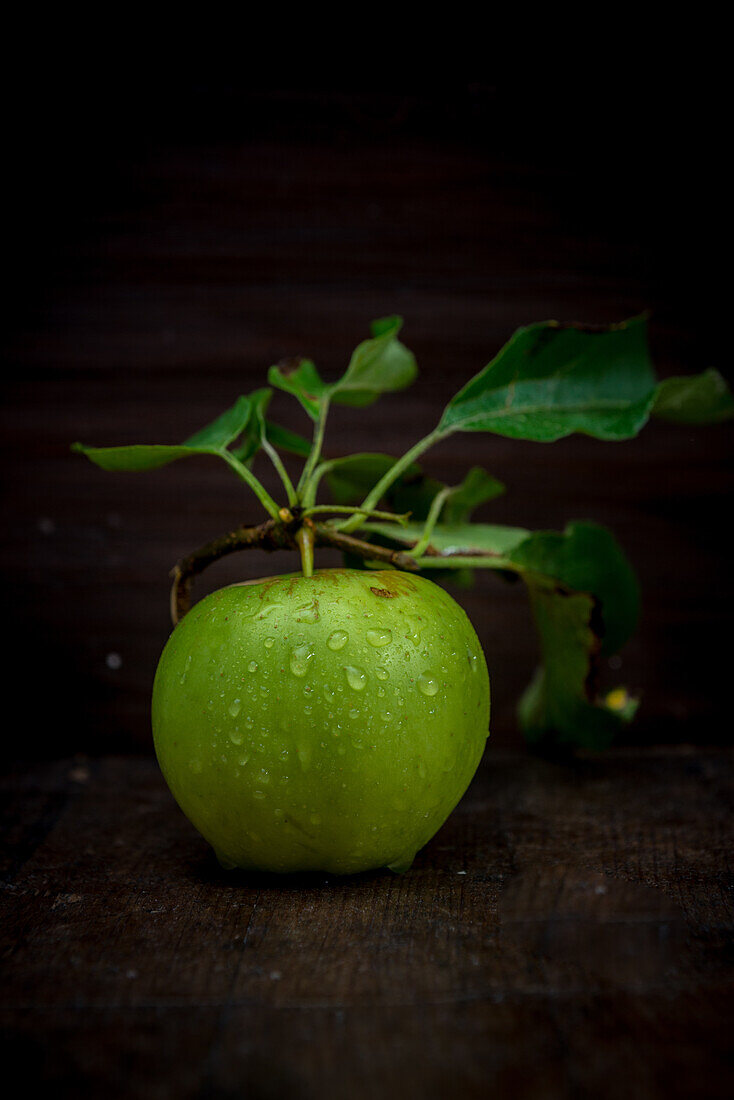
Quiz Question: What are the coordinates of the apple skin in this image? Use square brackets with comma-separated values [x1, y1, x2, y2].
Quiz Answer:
[152, 568, 489, 875]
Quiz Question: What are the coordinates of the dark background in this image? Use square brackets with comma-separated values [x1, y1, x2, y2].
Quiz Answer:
[2, 81, 731, 759]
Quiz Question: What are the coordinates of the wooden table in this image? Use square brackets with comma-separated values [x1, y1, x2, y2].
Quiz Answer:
[2, 747, 732, 1098]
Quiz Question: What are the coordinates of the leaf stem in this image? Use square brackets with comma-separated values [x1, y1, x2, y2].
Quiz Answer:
[301, 505, 410, 525]
[409, 486, 453, 557]
[297, 398, 330, 499]
[301, 457, 337, 509]
[337, 428, 449, 534]
[219, 452, 281, 519]
[296, 522, 315, 578]
[261, 437, 299, 508]
[412, 554, 518, 570]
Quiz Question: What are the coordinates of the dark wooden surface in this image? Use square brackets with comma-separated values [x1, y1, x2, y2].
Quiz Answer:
[1, 747, 732, 1098]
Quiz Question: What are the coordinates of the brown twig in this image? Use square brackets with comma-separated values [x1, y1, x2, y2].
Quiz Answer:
[170, 519, 296, 624]
[312, 523, 418, 571]
[169, 520, 419, 625]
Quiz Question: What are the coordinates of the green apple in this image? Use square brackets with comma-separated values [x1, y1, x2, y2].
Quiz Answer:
[152, 568, 489, 874]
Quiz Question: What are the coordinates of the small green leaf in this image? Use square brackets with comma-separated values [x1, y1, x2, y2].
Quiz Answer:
[268, 319, 417, 422]
[267, 359, 329, 421]
[518, 579, 628, 750]
[508, 521, 639, 656]
[183, 395, 252, 449]
[331, 316, 417, 407]
[230, 389, 272, 463]
[71, 442, 220, 472]
[364, 521, 530, 557]
[441, 467, 505, 524]
[264, 421, 312, 458]
[652, 368, 734, 424]
[439, 317, 657, 442]
[74, 395, 253, 472]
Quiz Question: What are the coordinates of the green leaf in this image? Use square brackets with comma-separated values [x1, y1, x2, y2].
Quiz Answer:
[183, 395, 252, 449]
[518, 579, 629, 750]
[230, 389, 272, 464]
[364, 521, 530, 557]
[441, 467, 505, 523]
[72, 442, 222, 472]
[267, 359, 329, 421]
[73, 395, 253, 472]
[268, 318, 417, 422]
[264, 421, 312, 458]
[652, 368, 734, 424]
[508, 521, 639, 656]
[439, 317, 657, 442]
[330, 316, 417, 407]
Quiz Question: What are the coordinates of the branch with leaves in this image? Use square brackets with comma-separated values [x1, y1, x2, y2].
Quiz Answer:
[74, 315, 732, 750]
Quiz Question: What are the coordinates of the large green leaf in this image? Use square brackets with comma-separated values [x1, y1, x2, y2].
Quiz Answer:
[438, 317, 656, 442]
[268, 317, 417, 422]
[73, 396, 252, 472]
[652, 368, 734, 424]
[518, 579, 630, 750]
[508, 521, 639, 656]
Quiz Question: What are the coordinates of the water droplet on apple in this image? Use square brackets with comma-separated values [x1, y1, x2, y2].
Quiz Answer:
[345, 666, 367, 691]
[297, 745, 311, 769]
[248, 661, 258, 673]
[230, 730, 243, 745]
[179, 654, 192, 684]
[228, 698, 242, 717]
[264, 637, 275, 649]
[418, 672, 440, 697]
[290, 643, 314, 677]
[366, 628, 392, 648]
[327, 630, 349, 651]
[295, 599, 320, 624]
[375, 667, 389, 681]
[257, 603, 282, 619]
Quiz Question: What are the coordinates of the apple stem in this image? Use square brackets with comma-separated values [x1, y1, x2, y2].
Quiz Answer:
[296, 522, 315, 579]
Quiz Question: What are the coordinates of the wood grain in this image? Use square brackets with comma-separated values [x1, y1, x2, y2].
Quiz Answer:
[1, 749, 732, 1097]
